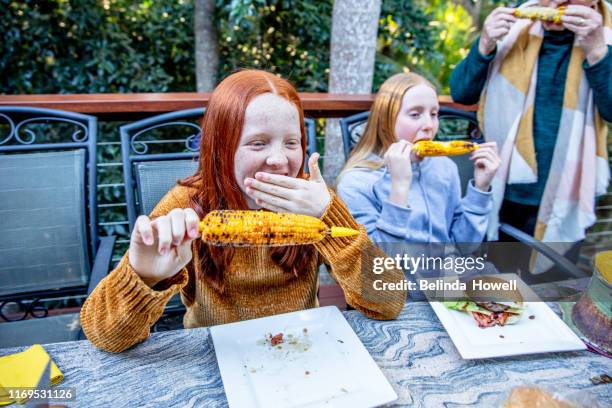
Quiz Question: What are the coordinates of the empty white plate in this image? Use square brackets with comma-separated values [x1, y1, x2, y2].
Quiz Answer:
[210, 306, 398, 408]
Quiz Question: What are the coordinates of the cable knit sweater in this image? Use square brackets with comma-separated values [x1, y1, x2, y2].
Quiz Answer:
[81, 185, 407, 352]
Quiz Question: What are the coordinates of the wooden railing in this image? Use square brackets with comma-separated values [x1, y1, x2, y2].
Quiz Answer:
[0, 93, 476, 119]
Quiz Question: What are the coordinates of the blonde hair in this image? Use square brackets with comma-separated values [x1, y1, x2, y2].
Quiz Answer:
[338, 73, 437, 181]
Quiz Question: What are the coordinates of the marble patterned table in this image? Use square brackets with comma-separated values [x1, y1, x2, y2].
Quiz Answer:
[1, 301, 611, 407]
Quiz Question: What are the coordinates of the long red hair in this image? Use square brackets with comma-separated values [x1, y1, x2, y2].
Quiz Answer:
[180, 70, 315, 301]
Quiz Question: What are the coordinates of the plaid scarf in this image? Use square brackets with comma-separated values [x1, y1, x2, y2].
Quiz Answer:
[478, 0, 611, 270]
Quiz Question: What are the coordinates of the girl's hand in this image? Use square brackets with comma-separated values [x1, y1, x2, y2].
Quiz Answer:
[244, 152, 331, 218]
[128, 208, 200, 287]
[384, 140, 413, 207]
[479, 7, 517, 55]
[561, 4, 607, 65]
[471, 142, 500, 192]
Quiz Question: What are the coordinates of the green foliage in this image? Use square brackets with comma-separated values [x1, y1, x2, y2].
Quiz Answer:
[423, 0, 476, 93]
[375, 0, 441, 90]
[1, 0, 195, 93]
[216, 0, 332, 91]
[2, 0, 494, 94]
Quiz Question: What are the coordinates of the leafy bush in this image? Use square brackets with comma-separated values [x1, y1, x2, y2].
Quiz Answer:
[1, 0, 480, 94]
[1, 0, 195, 94]
[216, 0, 332, 91]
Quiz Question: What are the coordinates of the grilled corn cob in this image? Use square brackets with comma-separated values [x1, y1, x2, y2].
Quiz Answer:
[199, 210, 359, 246]
[412, 140, 479, 157]
[513, 7, 565, 24]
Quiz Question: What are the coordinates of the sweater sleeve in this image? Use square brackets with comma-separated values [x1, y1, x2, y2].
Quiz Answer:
[584, 45, 612, 122]
[80, 257, 188, 352]
[80, 186, 192, 352]
[314, 190, 406, 320]
[450, 37, 496, 105]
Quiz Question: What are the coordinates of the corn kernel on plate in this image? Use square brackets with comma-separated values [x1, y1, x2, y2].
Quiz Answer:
[211, 306, 398, 408]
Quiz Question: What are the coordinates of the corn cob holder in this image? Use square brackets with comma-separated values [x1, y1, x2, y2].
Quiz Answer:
[198, 210, 359, 246]
[412, 140, 479, 157]
[513, 7, 565, 24]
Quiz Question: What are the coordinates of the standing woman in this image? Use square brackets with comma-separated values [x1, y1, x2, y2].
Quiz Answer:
[81, 70, 406, 353]
[450, 0, 611, 248]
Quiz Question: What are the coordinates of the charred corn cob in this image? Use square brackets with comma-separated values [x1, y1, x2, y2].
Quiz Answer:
[412, 140, 479, 157]
[513, 7, 565, 24]
[199, 210, 359, 246]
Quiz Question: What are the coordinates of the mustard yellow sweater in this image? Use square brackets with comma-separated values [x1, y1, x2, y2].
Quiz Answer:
[81, 186, 406, 352]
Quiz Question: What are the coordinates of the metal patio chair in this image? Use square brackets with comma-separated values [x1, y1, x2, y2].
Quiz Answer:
[0, 107, 115, 348]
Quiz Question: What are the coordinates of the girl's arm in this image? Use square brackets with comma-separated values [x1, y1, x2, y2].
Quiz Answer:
[448, 170, 493, 243]
[80, 255, 188, 352]
[449, 142, 498, 243]
[80, 186, 192, 352]
[337, 170, 413, 243]
[314, 191, 406, 320]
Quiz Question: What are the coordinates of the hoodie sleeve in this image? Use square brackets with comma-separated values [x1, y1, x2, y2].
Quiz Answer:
[448, 167, 493, 243]
[336, 170, 412, 242]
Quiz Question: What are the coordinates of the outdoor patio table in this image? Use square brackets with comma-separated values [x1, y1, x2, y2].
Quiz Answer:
[1, 287, 610, 407]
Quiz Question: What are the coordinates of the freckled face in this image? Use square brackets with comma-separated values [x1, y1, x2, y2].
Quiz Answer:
[394, 84, 439, 144]
[234, 93, 303, 209]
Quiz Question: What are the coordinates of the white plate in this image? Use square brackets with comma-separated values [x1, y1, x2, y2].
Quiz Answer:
[424, 273, 587, 359]
[210, 306, 397, 408]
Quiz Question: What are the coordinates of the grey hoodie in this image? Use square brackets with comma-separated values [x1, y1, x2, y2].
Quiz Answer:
[336, 155, 493, 243]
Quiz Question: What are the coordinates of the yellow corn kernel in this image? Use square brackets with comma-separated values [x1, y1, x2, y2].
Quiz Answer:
[412, 140, 479, 157]
[199, 210, 359, 246]
[513, 7, 565, 24]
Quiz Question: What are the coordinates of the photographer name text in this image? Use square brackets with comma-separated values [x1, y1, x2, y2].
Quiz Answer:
[373, 278, 517, 291]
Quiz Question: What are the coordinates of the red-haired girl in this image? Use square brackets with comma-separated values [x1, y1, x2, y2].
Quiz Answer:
[81, 70, 406, 352]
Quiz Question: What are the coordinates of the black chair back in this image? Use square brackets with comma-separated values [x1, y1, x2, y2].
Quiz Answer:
[121, 108, 202, 231]
[0, 107, 99, 302]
